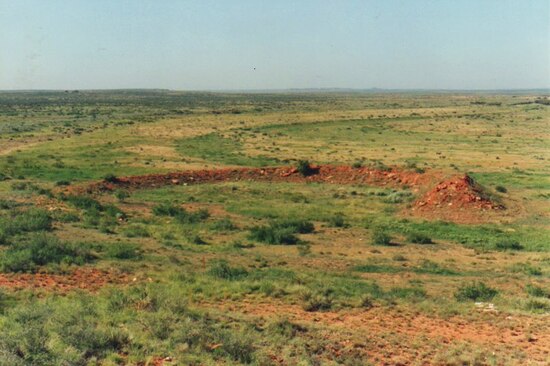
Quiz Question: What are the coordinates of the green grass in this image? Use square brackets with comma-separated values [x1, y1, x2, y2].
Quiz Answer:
[177, 133, 280, 167]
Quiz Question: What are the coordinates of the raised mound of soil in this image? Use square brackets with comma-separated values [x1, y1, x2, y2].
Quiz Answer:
[415, 174, 504, 210]
[76, 165, 432, 194]
[68, 166, 505, 223]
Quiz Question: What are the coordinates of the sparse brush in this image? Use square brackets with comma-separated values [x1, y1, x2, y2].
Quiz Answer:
[208, 260, 248, 280]
[372, 228, 392, 246]
[407, 232, 433, 244]
[455, 282, 498, 301]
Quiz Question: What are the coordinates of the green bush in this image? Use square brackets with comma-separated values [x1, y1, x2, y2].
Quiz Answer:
[525, 284, 548, 298]
[296, 160, 315, 176]
[208, 260, 248, 280]
[210, 217, 237, 231]
[455, 282, 498, 301]
[103, 173, 118, 183]
[495, 239, 523, 251]
[65, 195, 103, 211]
[122, 224, 150, 238]
[302, 289, 333, 312]
[0, 208, 52, 238]
[153, 203, 210, 224]
[495, 185, 507, 193]
[0, 234, 94, 273]
[372, 228, 392, 245]
[328, 213, 346, 228]
[105, 242, 141, 260]
[407, 232, 433, 244]
[249, 219, 313, 245]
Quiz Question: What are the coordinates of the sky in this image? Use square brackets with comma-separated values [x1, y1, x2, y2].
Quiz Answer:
[1, 0, 549, 90]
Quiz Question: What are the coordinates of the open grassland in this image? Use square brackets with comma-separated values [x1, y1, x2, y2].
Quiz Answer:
[0, 90, 549, 365]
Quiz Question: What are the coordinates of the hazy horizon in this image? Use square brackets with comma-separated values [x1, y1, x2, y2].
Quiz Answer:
[1, 0, 549, 90]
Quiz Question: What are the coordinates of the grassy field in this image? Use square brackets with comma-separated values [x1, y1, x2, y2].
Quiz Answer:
[0, 90, 549, 365]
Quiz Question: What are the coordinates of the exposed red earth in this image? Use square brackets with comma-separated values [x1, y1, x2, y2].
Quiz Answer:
[69, 165, 505, 223]
[0, 267, 129, 292]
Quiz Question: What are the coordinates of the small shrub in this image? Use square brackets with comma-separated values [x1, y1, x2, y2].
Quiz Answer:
[103, 174, 118, 183]
[296, 160, 315, 176]
[302, 289, 333, 312]
[455, 282, 498, 301]
[249, 226, 298, 245]
[495, 185, 507, 193]
[105, 243, 141, 260]
[407, 232, 433, 244]
[495, 239, 523, 251]
[0, 208, 53, 237]
[65, 195, 103, 211]
[525, 299, 550, 312]
[55, 180, 71, 186]
[525, 284, 548, 298]
[122, 224, 150, 238]
[152, 203, 185, 217]
[249, 219, 313, 245]
[208, 260, 248, 280]
[189, 234, 206, 245]
[383, 191, 412, 204]
[113, 189, 129, 201]
[372, 228, 392, 245]
[328, 213, 346, 228]
[0, 234, 93, 272]
[210, 217, 237, 231]
[351, 161, 363, 169]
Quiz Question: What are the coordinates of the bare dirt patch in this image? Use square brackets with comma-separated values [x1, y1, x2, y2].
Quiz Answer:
[212, 299, 550, 365]
[0, 267, 129, 292]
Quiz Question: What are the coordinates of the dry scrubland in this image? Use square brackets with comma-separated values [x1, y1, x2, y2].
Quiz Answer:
[0, 90, 549, 365]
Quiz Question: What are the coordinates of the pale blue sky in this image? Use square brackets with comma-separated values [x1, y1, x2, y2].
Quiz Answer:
[1, 0, 549, 90]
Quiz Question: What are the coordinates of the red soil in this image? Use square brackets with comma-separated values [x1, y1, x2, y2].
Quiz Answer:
[0, 267, 129, 292]
[69, 165, 505, 223]
[415, 174, 504, 210]
[78, 165, 432, 194]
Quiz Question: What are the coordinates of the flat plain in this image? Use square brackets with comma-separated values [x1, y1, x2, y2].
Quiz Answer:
[0, 90, 548, 365]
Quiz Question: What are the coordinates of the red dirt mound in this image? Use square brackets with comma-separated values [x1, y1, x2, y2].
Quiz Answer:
[66, 166, 506, 223]
[415, 174, 504, 210]
[0, 268, 129, 292]
[72, 165, 432, 195]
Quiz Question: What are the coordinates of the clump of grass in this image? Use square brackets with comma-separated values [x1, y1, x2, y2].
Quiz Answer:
[372, 228, 392, 246]
[495, 185, 507, 193]
[328, 213, 347, 228]
[105, 243, 142, 260]
[152, 203, 209, 224]
[524, 299, 550, 312]
[383, 191, 412, 204]
[495, 239, 523, 251]
[122, 224, 150, 238]
[65, 195, 103, 211]
[525, 284, 548, 298]
[301, 289, 333, 312]
[0, 208, 53, 238]
[188, 234, 207, 245]
[208, 260, 248, 280]
[455, 282, 498, 301]
[414, 260, 457, 275]
[407, 232, 433, 244]
[249, 219, 313, 245]
[511, 263, 542, 276]
[0, 234, 94, 273]
[210, 217, 237, 231]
